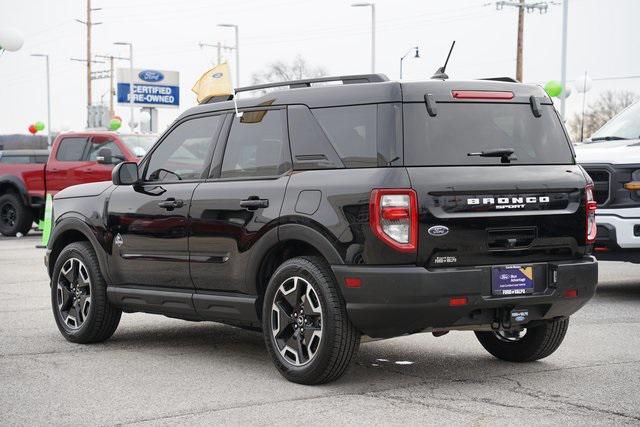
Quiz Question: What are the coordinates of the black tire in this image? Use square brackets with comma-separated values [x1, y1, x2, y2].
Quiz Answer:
[262, 256, 360, 384]
[51, 241, 121, 343]
[0, 192, 33, 236]
[475, 318, 570, 362]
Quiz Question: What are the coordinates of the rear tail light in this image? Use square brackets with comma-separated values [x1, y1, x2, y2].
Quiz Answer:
[370, 189, 418, 252]
[585, 184, 597, 244]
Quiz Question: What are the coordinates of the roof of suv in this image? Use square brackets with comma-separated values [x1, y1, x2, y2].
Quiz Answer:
[179, 74, 551, 121]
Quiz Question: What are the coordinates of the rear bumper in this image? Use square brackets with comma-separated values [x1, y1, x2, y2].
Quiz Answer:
[332, 257, 598, 338]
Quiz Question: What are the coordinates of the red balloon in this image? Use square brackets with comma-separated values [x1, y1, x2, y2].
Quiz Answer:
[113, 115, 122, 122]
[28, 124, 37, 134]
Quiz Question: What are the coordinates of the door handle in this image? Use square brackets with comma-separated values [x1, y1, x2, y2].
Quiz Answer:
[240, 196, 269, 210]
[158, 198, 185, 210]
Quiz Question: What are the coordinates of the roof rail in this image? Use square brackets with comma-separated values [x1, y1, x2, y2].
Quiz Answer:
[478, 77, 519, 83]
[234, 73, 389, 94]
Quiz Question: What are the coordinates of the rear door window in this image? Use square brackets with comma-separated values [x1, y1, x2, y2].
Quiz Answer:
[56, 137, 89, 161]
[220, 109, 290, 178]
[403, 103, 574, 166]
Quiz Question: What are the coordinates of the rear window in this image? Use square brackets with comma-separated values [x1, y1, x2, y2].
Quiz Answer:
[403, 103, 574, 166]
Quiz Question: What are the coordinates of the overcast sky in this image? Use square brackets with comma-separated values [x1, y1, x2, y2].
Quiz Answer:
[1, 0, 639, 134]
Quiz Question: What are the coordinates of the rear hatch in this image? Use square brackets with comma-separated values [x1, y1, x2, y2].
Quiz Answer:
[402, 83, 591, 268]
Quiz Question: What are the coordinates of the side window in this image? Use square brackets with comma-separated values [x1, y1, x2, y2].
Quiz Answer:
[288, 105, 344, 170]
[56, 137, 88, 161]
[312, 105, 378, 168]
[144, 115, 222, 182]
[88, 138, 125, 163]
[220, 109, 290, 178]
[0, 155, 31, 164]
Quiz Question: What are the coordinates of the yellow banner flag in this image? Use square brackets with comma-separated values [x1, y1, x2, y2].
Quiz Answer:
[191, 62, 233, 104]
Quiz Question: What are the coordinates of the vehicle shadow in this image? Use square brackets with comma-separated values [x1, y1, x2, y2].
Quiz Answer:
[595, 281, 640, 300]
[98, 320, 548, 387]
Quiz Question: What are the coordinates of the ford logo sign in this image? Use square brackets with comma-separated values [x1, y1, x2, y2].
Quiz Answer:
[428, 225, 449, 236]
[138, 70, 164, 82]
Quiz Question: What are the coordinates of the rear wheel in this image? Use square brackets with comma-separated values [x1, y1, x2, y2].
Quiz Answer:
[475, 317, 569, 362]
[0, 193, 32, 236]
[51, 241, 121, 343]
[263, 256, 360, 384]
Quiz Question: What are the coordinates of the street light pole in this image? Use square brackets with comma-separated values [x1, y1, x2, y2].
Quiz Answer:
[559, 0, 569, 119]
[114, 42, 135, 131]
[351, 2, 375, 73]
[31, 54, 52, 147]
[218, 24, 240, 86]
[399, 46, 419, 80]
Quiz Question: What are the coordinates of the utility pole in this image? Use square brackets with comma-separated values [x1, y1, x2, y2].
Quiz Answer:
[198, 41, 235, 66]
[75, 0, 101, 123]
[495, 1, 550, 82]
[95, 54, 128, 118]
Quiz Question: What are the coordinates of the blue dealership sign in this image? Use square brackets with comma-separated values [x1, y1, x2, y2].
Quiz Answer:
[117, 68, 179, 108]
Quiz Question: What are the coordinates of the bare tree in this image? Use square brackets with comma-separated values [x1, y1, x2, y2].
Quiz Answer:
[568, 90, 638, 141]
[251, 55, 328, 85]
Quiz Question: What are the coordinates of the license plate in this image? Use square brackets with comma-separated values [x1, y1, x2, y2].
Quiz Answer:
[491, 265, 534, 296]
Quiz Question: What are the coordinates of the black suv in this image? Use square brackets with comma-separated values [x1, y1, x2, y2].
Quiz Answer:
[45, 74, 598, 384]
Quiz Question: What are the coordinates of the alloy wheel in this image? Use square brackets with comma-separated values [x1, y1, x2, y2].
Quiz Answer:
[0, 201, 17, 228]
[494, 329, 527, 342]
[271, 276, 323, 366]
[56, 258, 92, 329]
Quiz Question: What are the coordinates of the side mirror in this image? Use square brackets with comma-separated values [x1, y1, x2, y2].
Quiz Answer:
[112, 161, 139, 186]
[96, 148, 112, 164]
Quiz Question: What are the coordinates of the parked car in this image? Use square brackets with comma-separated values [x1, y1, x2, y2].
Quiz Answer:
[575, 100, 640, 263]
[46, 74, 598, 384]
[0, 132, 155, 236]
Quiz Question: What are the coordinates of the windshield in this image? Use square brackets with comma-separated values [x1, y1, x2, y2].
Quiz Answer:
[120, 135, 157, 157]
[403, 103, 574, 166]
[591, 101, 640, 141]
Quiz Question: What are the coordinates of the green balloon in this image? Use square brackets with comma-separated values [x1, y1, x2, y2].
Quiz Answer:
[35, 121, 45, 131]
[544, 80, 563, 98]
[109, 118, 122, 130]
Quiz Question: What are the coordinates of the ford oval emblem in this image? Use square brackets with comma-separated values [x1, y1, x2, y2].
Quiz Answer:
[138, 70, 164, 82]
[428, 225, 449, 236]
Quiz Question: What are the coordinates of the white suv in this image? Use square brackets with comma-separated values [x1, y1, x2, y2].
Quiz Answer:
[575, 101, 640, 263]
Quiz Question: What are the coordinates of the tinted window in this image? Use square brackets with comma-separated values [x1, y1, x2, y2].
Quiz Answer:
[35, 155, 49, 163]
[220, 109, 289, 178]
[0, 155, 31, 164]
[403, 103, 574, 166]
[288, 105, 344, 170]
[88, 139, 125, 163]
[312, 105, 377, 168]
[145, 115, 222, 182]
[56, 137, 88, 161]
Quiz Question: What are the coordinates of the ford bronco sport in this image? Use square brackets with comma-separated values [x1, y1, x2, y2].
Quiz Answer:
[45, 74, 598, 384]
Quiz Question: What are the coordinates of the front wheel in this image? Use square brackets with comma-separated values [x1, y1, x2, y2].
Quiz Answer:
[262, 256, 360, 384]
[475, 317, 570, 362]
[51, 241, 121, 343]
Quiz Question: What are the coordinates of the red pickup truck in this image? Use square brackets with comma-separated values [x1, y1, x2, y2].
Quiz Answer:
[0, 131, 156, 236]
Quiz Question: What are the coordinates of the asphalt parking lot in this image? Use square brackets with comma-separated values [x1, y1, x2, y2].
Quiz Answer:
[1, 233, 639, 425]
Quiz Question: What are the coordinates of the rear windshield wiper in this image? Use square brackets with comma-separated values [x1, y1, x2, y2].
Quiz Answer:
[467, 148, 516, 164]
[590, 136, 629, 141]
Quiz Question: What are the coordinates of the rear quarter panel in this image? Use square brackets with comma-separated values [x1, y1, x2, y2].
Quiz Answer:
[280, 168, 415, 265]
